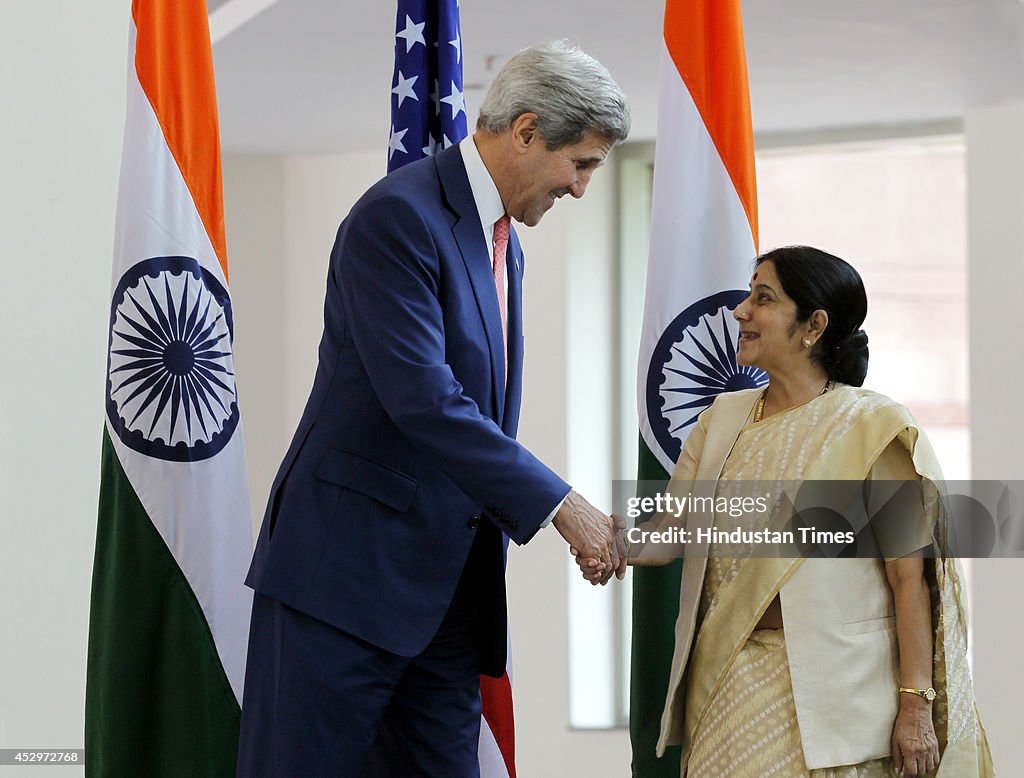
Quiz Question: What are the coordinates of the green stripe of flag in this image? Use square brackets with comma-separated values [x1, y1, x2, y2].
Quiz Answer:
[630, 436, 682, 778]
[86, 429, 240, 777]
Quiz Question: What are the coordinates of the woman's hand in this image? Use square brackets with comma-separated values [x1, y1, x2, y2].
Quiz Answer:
[891, 696, 939, 776]
[885, 557, 937, 775]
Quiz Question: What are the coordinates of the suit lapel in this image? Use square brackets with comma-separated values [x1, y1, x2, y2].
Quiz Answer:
[435, 147, 506, 423]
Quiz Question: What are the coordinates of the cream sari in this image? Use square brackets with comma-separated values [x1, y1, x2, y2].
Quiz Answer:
[651, 385, 993, 777]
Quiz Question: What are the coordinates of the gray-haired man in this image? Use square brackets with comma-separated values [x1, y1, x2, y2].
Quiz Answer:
[238, 40, 630, 777]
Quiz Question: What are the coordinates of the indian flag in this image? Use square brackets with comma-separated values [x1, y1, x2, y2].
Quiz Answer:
[85, 2, 253, 775]
[630, 1, 762, 775]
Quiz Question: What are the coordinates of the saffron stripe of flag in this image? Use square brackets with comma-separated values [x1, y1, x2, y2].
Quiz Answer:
[86, 1, 253, 775]
[388, 2, 514, 775]
[630, 2, 761, 776]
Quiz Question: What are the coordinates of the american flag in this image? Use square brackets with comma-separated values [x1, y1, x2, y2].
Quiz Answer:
[387, 3, 517, 777]
[387, 0, 468, 172]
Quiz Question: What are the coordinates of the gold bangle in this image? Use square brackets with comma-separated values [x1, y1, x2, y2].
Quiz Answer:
[899, 686, 936, 702]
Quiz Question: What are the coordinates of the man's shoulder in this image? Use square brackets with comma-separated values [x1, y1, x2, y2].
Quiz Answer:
[363, 156, 440, 204]
[353, 148, 466, 220]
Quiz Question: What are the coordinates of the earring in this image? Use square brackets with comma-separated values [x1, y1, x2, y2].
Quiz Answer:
[802, 339, 812, 348]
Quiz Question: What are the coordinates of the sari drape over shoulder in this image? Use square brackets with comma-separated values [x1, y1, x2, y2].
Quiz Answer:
[648, 385, 993, 777]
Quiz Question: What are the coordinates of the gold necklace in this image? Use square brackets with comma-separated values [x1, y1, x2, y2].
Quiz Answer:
[753, 379, 831, 424]
[753, 391, 767, 423]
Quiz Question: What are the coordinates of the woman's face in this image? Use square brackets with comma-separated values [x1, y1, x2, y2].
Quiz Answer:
[733, 260, 807, 372]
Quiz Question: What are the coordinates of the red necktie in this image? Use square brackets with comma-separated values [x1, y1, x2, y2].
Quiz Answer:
[492, 215, 510, 370]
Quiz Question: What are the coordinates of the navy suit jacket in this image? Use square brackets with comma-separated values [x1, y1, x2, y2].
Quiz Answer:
[245, 145, 570, 676]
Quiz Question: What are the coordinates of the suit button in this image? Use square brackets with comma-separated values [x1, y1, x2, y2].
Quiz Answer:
[467, 515, 480, 529]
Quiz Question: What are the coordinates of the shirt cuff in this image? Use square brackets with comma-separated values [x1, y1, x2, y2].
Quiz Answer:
[540, 489, 572, 529]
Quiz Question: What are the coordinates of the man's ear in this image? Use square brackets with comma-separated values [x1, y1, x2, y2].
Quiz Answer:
[510, 113, 540, 151]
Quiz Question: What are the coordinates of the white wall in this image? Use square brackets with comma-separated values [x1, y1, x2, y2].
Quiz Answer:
[224, 156, 289, 520]
[225, 150, 386, 526]
[0, 1, 126, 773]
[965, 99, 1024, 772]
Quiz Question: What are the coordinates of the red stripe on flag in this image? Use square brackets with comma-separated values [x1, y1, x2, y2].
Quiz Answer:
[480, 672, 516, 778]
[663, 0, 758, 248]
[131, 0, 229, 279]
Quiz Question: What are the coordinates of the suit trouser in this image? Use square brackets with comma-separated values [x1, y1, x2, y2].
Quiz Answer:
[237, 572, 485, 777]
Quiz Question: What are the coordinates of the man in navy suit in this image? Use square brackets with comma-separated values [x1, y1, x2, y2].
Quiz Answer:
[238, 41, 630, 777]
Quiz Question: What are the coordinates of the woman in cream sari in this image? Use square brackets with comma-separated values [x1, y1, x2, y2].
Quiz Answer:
[584, 247, 992, 776]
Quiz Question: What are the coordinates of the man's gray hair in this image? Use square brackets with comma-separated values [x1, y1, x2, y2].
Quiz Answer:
[476, 40, 630, 149]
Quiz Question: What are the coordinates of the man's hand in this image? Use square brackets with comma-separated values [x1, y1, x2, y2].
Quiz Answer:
[553, 491, 625, 585]
[557, 495, 626, 585]
[570, 518, 628, 585]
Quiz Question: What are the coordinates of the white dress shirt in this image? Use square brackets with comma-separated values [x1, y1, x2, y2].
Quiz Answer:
[459, 136, 508, 324]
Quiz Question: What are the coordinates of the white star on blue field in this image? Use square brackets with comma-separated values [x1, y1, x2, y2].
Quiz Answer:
[387, 0, 467, 173]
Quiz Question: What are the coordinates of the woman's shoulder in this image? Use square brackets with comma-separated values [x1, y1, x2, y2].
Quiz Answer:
[830, 383, 914, 418]
[829, 385, 943, 479]
[828, 385, 924, 448]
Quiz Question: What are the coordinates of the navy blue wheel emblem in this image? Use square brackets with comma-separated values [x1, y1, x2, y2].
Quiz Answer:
[105, 256, 239, 462]
[646, 290, 767, 465]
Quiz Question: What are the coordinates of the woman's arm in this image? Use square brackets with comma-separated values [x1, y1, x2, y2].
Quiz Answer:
[885, 557, 939, 777]
[572, 407, 713, 582]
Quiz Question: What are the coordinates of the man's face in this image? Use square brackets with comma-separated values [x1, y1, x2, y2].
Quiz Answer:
[506, 125, 613, 227]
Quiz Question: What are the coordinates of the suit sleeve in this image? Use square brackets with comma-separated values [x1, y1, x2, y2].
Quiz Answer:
[333, 193, 569, 544]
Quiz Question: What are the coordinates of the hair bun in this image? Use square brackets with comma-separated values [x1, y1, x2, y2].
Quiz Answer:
[834, 328, 868, 351]
[830, 328, 869, 386]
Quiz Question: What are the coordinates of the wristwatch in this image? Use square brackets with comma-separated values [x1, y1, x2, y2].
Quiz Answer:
[899, 686, 936, 702]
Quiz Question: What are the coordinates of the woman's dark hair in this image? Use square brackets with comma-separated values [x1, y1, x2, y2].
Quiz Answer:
[755, 245, 869, 386]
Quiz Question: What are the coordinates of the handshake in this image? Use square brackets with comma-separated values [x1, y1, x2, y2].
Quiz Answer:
[552, 490, 630, 586]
